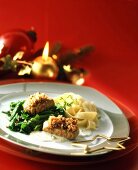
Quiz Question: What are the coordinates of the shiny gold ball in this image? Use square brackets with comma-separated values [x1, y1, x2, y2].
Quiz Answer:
[32, 56, 59, 79]
[69, 72, 85, 85]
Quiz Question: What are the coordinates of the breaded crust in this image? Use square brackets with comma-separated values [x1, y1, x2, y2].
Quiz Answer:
[43, 115, 79, 140]
[23, 92, 54, 114]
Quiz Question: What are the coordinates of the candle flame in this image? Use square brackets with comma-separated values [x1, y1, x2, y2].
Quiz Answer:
[42, 41, 49, 61]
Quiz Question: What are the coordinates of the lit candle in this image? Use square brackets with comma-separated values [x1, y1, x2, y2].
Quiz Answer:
[32, 42, 59, 79]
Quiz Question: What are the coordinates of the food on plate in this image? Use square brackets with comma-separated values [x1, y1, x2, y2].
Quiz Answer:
[3, 94, 65, 134]
[23, 92, 54, 114]
[3, 92, 99, 140]
[54, 93, 99, 130]
[43, 115, 79, 139]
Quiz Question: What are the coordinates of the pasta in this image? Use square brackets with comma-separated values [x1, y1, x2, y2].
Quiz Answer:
[54, 93, 99, 130]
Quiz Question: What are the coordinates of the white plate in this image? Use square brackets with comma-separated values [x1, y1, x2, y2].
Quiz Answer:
[0, 82, 130, 156]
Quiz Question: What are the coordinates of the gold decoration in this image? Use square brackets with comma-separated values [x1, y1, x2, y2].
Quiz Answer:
[0, 41, 93, 84]
[69, 72, 85, 85]
[63, 65, 86, 85]
[32, 56, 58, 79]
[13, 51, 24, 60]
[32, 42, 59, 79]
[18, 65, 32, 76]
[71, 134, 130, 155]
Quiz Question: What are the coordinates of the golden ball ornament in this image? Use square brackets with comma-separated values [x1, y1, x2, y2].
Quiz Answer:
[32, 56, 59, 79]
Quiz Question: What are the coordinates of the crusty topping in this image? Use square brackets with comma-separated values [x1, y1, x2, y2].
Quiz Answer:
[47, 115, 78, 132]
[23, 92, 54, 114]
[43, 115, 79, 139]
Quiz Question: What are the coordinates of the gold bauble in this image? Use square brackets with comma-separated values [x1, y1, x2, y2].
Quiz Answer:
[69, 72, 85, 85]
[32, 56, 59, 79]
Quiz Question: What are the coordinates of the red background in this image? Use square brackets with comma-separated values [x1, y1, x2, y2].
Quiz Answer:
[0, 0, 137, 113]
[0, 0, 138, 169]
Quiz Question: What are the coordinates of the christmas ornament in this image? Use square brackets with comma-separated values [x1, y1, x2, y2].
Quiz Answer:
[0, 35, 94, 85]
[32, 42, 59, 79]
[32, 56, 58, 79]
[62, 65, 87, 85]
[0, 28, 37, 60]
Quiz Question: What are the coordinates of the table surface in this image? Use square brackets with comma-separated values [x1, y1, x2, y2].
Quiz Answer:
[0, 0, 138, 169]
